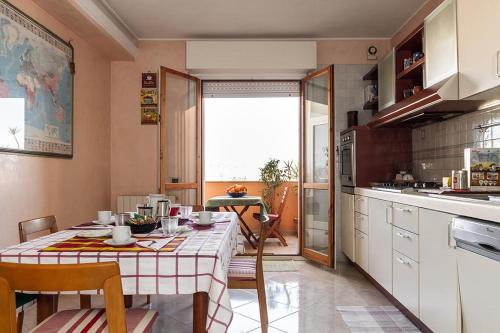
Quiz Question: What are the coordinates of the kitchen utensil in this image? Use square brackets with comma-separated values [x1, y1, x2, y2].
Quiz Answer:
[115, 213, 130, 226]
[161, 217, 178, 236]
[137, 205, 153, 216]
[97, 211, 112, 224]
[169, 204, 181, 216]
[199, 211, 213, 224]
[147, 194, 166, 216]
[156, 200, 171, 218]
[112, 226, 132, 243]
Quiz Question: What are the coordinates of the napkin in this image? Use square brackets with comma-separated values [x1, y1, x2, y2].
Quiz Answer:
[136, 237, 174, 251]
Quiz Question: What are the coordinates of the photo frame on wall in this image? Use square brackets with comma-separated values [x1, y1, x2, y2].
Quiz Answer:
[0, 0, 75, 158]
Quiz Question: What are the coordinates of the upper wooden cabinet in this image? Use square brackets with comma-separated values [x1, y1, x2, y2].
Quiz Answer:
[424, 0, 458, 88]
[457, 0, 500, 99]
[378, 49, 396, 110]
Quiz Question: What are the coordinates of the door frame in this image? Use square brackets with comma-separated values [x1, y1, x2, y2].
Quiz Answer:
[300, 65, 335, 266]
[158, 66, 202, 204]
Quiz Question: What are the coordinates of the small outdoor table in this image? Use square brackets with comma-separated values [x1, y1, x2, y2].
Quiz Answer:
[205, 195, 268, 249]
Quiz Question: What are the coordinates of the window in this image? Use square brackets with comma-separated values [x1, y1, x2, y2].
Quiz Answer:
[203, 81, 300, 181]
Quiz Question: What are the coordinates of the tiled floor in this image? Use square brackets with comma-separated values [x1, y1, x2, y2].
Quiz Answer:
[21, 260, 391, 332]
[244, 234, 299, 255]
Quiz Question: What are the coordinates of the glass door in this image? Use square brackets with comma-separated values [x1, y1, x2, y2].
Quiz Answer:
[300, 66, 334, 266]
[159, 66, 201, 204]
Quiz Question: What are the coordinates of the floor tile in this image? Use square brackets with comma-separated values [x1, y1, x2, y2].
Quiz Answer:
[234, 299, 298, 323]
[229, 289, 258, 308]
[228, 313, 261, 333]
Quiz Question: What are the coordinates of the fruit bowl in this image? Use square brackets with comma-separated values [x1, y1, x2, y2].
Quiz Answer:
[227, 191, 247, 198]
[226, 184, 248, 198]
[126, 215, 157, 234]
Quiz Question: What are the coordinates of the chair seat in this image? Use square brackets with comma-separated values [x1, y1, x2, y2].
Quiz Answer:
[228, 257, 257, 281]
[252, 213, 278, 222]
[15, 292, 37, 309]
[31, 308, 158, 333]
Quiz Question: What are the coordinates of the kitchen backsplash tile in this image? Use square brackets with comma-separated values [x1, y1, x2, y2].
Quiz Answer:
[412, 104, 500, 181]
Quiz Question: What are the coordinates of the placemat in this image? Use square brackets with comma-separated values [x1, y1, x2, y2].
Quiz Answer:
[39, 236, 187, 252]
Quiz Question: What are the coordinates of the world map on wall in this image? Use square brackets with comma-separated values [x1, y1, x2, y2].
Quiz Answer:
[0, 1, 73, 156]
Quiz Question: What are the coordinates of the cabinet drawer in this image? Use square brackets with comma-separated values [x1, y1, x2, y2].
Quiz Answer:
[393, 203, 419, 234]
[393, 227, 419, 262]
[355, 230, 369, 272]
[355, 212, 369, 234]
[393, 251, 419, 317]
[354, 195, 368, 215]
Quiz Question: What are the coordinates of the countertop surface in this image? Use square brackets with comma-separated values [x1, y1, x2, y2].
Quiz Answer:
[355, 187, 500, 223]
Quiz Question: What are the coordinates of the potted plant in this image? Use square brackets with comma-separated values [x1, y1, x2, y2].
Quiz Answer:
[259, 159, 298, 213]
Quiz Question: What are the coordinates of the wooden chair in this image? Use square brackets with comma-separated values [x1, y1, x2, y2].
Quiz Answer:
[253, 186, 290, 246]
[192, 205, 205, 212]
[228, 217, 270, 332]
[0, 262, 158, 333]
[17, 215, 92, 332]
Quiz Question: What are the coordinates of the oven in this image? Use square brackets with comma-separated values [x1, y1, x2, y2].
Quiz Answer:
[340, 130, 356, 188]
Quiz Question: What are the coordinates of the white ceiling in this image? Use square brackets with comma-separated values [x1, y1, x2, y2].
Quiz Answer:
[101, 0, 425, 40]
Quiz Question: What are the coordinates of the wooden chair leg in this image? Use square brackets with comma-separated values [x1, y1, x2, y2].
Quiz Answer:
[124, 295, 133, 308]
[274, 231, 288, 247]
[146, 295, 151, 304]
[17, 310, 24, 333]
[80, 295, 91, 308]
[257, 283, 268, 332]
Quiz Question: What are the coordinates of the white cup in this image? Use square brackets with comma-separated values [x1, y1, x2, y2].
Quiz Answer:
[98, 211, 112, 223]
[199, 211, 212, 224]
[112, 226, 131, 243]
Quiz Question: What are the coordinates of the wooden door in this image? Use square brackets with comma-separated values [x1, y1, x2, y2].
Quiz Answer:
[300, 66, 334, 266]
[159, 66, 201, 205]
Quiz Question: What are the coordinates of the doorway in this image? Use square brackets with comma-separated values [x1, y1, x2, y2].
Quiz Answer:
[202, 81, 300, 255]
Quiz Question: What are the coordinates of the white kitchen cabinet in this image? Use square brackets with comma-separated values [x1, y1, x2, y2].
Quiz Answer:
[355, 230, 369, 272]
[354, 195, 368, 215]
[457, 0, 500, 99]
[368, 198, 393, 293]
[393, 250, 419, 316]
[355, 212, 368, 234]
[341, 192, 355, 262]
[378, 49, 395, 110]
[419, 209, 460, 333]
[392, 203, 419, 234]
[393, 227, 419, 262]
[424, 0, 458, 88]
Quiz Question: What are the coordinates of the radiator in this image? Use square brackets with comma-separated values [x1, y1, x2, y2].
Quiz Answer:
[116, 195, 177, 213]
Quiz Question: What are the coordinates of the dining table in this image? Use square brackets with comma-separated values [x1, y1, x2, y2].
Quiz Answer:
[205, 195, 268, 249]
[0, 212, 241, 333]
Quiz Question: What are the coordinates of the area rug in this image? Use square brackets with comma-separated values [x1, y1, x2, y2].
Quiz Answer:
[263, 260, 298, 272]
[337, 306, 421, 332]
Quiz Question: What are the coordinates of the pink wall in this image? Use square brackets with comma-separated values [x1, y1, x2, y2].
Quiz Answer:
[391, 0, 445, 46]
[0, 1, 111, 247]
[110, 41, 186, 210]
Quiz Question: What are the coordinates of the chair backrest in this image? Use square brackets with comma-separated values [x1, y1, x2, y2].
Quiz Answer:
[255, 217, 270, 278]
[0, 262, 126, 333]
[18, 215, 58, 243]
[276, 186, 290, 216]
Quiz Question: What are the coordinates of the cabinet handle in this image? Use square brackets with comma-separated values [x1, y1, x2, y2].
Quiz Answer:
[448, 220, 456, 249]
[396, 232, 411, 239]
[386, 206, 393, 224]
[394, 207, 412, 213]
[396, 257, 409, 265]
[497, 50, 500, 78]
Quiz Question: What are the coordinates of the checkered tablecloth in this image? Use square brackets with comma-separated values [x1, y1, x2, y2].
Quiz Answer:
[0, 212, 240, 333]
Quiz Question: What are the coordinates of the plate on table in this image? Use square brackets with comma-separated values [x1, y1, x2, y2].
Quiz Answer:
[177, 225, 193, 233]
[92, 216, 115, 226]
[103, 238, 137, 247]
[76, 230, 112, 238]
[193, 220, 215, 227]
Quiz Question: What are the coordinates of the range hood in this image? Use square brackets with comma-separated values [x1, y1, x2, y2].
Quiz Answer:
[367, 74, 486, 128]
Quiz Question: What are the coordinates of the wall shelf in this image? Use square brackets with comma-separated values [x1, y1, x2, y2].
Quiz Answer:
[396, 57, 425, 80]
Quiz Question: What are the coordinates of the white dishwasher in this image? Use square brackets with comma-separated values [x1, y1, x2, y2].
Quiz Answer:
[452, 217, 500, 333]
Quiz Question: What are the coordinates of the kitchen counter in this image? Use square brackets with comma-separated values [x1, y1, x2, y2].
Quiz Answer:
[355, 187, 500, 223]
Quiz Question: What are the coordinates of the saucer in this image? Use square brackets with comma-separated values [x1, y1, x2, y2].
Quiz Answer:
[177, 225, 193, 233]
[92, 220, 114, 226]
[103, 238, 137, 247]
[76, 230, 112, 238]
[193, 220, 215, 226]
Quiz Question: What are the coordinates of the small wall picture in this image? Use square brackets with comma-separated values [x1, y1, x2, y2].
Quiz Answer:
[141, 107, 159, 124]
[140, 88, 158, 105]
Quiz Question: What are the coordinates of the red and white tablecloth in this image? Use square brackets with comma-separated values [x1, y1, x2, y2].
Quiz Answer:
[0, 212, 241, 333]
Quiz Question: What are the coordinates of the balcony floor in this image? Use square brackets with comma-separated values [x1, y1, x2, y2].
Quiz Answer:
[244, 234, 299, 255]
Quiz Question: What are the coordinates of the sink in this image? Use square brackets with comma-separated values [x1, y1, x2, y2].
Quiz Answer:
[428, 192, 500, 203]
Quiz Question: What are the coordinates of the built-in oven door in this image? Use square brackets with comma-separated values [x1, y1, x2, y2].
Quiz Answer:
[340, 142, 355, 187]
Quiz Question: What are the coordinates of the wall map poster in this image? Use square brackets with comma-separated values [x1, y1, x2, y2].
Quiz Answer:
[0, 0, 74, 157]
[141, 72, 158, 124]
